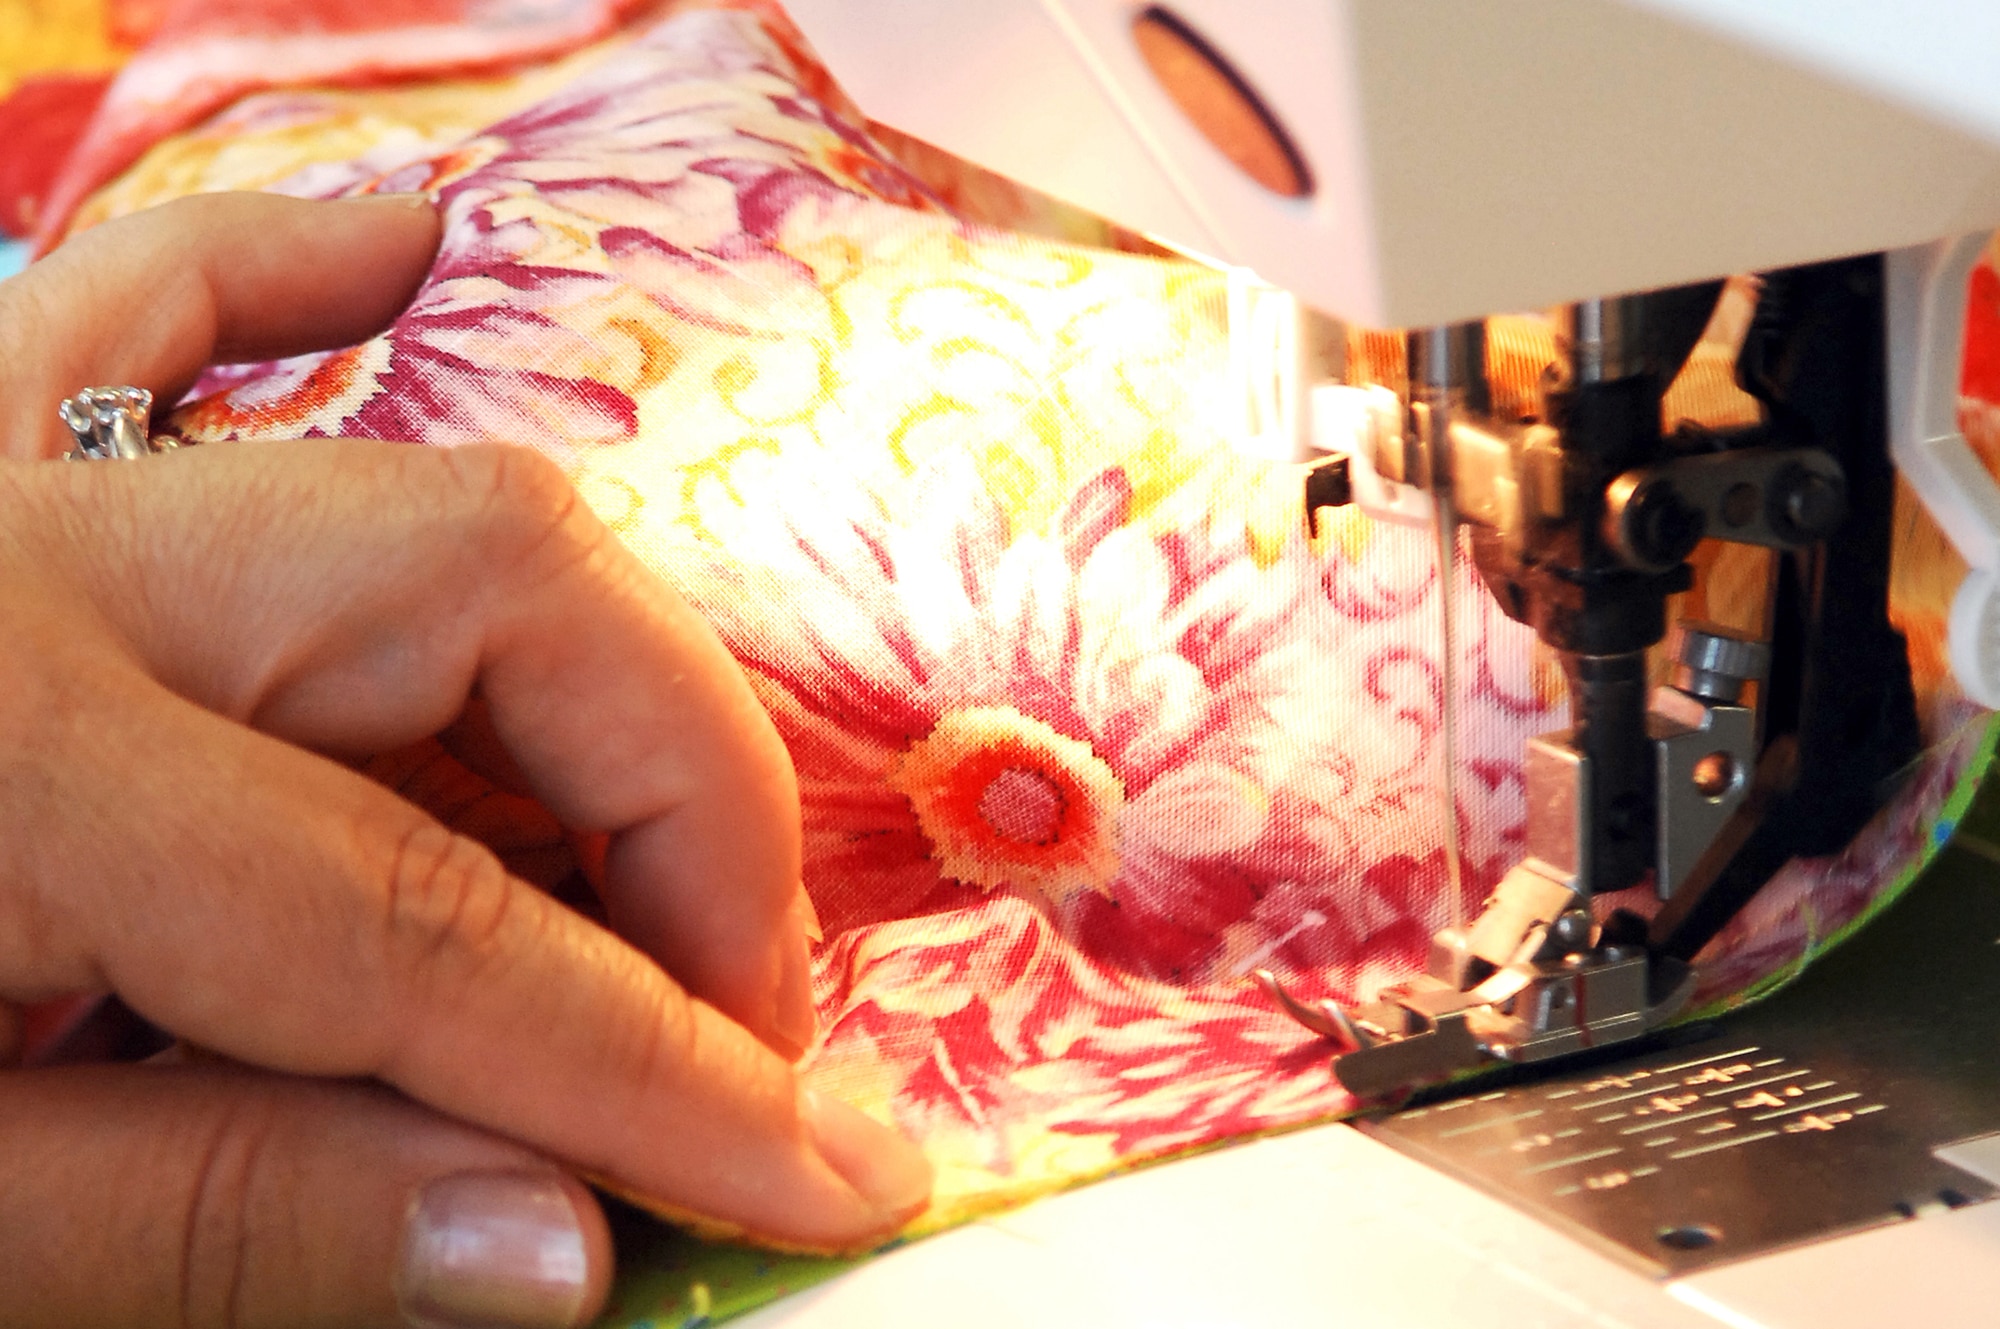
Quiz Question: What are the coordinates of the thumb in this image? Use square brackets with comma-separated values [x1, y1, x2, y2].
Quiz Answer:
[0, 1064, 613, 1329]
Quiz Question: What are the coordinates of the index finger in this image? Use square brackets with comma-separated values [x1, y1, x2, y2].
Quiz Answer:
[0, 639, 926, 1249]
[24, 438, 817, 1061]
[0, 191, 440, 458]
[0, 188, 814, 1056]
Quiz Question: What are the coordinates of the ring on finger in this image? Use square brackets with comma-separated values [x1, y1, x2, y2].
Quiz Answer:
[61, 385, 176, 461]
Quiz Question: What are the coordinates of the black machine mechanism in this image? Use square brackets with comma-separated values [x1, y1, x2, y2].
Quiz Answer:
[1265, 259, 1925, 1099]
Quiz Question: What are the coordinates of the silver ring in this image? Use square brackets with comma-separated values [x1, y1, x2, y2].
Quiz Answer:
[61, 386, 173, 461]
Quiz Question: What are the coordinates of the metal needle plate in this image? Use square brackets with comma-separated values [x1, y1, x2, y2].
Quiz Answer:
[1361, 840, 2000, 1275]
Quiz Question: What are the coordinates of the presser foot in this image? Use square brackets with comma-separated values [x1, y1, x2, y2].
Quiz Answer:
[1259, 875, 1696, 1100]
[1261, 948, 1694, 1100]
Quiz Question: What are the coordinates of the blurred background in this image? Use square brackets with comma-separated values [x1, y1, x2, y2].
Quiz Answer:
[0, 0, 156, 274]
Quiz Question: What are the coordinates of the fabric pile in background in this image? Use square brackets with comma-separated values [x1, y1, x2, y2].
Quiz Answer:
[9, 3, 2000, 1323]
[0, 0, 127, 273]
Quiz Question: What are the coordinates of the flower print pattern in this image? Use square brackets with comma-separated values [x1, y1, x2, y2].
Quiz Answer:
[679, 442, 1544, 994]
[34, 0, 660, 249]
[890, 705, 1127, 904]
[76, 0, 2000, 1259]
[157, 9, 946, 451]
[176, 256, 645, 449]
[1688, 704, 1995, 1006]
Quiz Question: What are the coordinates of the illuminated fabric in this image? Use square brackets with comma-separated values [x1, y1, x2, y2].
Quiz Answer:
[0, 0, 132, 237]
[40, 3, 2000, 1321]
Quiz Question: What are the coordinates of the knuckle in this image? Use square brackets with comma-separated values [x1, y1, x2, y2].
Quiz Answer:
[138, 193, 220, 246]
[0, 633, 135, 976]
[120, 192, 249, 271]
[177, 1093, 280, 1329]
[622, 973, 692, 1085]
[590, 966, 701, 1131]
[438, 444, 595, 580]
[377, 818, 522, 984]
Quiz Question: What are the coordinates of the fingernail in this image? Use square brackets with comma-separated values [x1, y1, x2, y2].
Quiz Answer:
[397, 1172, 590, 1329]
[770, 927, 817, 1062]
[795, 888, 824, 944]
[771, 889, 823, 1058]
[801, 1090, 933, 1220]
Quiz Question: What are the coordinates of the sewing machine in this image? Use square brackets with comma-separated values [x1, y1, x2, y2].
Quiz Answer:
[747, 2, 2000, 1324]
[783, 0, 2000, 1088]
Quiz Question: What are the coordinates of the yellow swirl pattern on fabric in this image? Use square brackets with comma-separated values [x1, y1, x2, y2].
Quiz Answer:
[0, 0, 126, 98]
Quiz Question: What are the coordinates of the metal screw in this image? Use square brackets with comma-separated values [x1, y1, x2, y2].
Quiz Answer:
[1669, 622, 1769, 704]
[1770, 466, 1845, 541]
[1721, 481, 1759, 529]
[1629, 480, 1706, 566]
[1691, 751, 1739, 799]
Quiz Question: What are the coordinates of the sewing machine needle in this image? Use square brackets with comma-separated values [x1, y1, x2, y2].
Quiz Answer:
[1410, 326, 1471, 937]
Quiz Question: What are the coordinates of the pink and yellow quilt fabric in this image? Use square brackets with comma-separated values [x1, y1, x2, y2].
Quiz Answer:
[46, 2, 2000, 1321]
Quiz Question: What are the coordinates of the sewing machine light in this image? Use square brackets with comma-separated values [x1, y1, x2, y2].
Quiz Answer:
[1308, 383, 1431, 528]
[1196, 253, 1441, 530]
[1127, 6, 1311, 202]
[1205, 262, 1354, 468]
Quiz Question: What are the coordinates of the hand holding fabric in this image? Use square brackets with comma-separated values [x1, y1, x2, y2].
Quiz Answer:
[0, 192, 931, 1329]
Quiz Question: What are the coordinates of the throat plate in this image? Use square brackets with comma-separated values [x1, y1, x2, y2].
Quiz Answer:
[1361, 841, 2000, 1276]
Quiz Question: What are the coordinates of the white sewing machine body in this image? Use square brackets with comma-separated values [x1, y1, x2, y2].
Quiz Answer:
[770, 3, 2000, 1325]
[735, 1118, 2000, 1329]
[784, 0, 2000, 329]
[787, 2, 2000, 697]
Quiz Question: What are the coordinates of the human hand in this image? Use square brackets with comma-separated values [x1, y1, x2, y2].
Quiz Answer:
[0, 193, 930, 1328]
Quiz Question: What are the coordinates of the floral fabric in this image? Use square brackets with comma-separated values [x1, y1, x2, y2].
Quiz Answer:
[0, 0, 135, 237]
[39, 2, 2000, 1322]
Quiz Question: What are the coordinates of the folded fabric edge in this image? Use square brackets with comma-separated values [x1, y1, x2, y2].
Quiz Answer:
[1684, 709, 2000, 1019]
[596, 1112, 1360, 1328]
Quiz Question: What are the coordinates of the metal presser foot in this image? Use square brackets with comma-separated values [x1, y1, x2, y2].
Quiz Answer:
[1257, 623, 1774, 1097]
[1255, 626, 1741, 1100]
[1258, 875, 1695, 1100]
